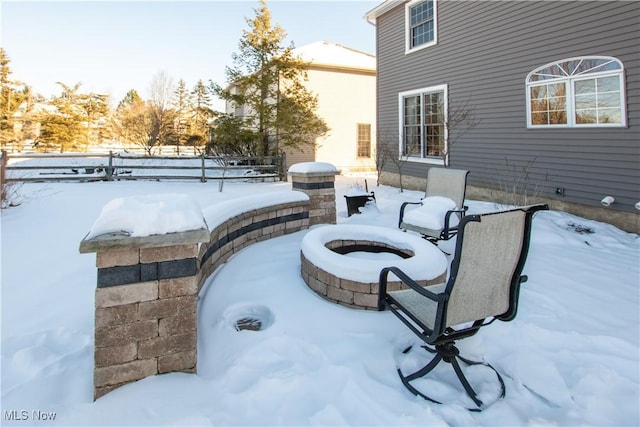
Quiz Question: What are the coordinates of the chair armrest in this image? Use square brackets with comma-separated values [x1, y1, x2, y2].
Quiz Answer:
[378, 266, 444, 311]
[398, 201, 423, 229]
[441, 207, 468, 239]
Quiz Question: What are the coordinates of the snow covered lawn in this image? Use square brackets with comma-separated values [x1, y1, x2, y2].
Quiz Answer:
[1, 176, 638, 425]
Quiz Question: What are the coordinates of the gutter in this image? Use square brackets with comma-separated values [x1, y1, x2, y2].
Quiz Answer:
[364, 0, 404, 26]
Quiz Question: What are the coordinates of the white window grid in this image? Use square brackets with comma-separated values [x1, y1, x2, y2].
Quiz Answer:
[526, 56, 626, 128]
[398, 84, 448, 165]
[405, 0, 438, 54]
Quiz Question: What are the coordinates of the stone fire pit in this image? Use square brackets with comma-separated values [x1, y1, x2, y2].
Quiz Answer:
[300, 224, 448, 310]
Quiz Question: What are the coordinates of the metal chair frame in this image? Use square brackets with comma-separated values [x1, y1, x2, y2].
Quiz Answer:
[380, 204, 548, 410]
[398, 168, 470, 242]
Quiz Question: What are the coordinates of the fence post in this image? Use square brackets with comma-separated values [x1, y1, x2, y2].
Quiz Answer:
[1, 150, 7, 206]
[278, 152, 286, 181]
[106, 151, 113, 181]
[200, 154, 206, 183]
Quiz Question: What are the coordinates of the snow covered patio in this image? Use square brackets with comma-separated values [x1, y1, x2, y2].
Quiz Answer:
[1, 175, 638, 425]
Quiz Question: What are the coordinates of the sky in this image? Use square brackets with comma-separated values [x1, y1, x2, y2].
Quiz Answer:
[0, 0, 379, 109]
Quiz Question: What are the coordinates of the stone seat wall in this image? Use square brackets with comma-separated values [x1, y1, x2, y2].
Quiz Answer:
[198, 197, 310, 291]
[80, 163, 338, 400]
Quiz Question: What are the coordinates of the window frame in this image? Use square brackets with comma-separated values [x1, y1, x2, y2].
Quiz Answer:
[526, 56, 627, 129]
[397, 84, 448, 165]
[356, 123, 372, 158]
[405, 0, 438, 54]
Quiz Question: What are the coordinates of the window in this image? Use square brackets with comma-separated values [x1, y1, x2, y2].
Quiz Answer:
[526, 57, 626, 128]
[398, 85, 447, 164]
[405, 0, 437, 53]
[357, 123, 371, 158]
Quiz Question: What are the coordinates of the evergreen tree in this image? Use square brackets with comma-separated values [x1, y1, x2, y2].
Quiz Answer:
[78, 93, 110, 147]
[118, 89, 142, 109]
[36, 81, 85, 152]
[211, 0, 328, 156]
[0, 48, 13, 148]
[13, 86, 37, 150]
[37, 112, 83, 153]
[190, 79, 213, 154]
[172, 79, 192, 154]
[209, 113, 258, 156]
[0, 49, 28, 149]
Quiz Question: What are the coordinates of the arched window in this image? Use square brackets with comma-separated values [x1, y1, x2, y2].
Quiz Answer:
[526, 57, 626, 128]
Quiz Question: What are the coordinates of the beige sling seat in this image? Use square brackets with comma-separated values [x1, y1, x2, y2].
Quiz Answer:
[398, 168, 469, 242]
[379, 204, 549, 410]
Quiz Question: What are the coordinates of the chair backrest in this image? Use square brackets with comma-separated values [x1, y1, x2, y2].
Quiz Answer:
[425, 168, 469, 208]
[443, 205, 546, 327]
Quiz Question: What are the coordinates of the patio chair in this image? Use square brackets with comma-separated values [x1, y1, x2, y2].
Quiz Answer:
[379, 204, 548, 410]
[398, 168, 469, 242]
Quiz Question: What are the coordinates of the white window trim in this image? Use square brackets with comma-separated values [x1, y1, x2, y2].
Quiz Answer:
[405, 0, 438, 55]
[525, 56, 627, 129]
[398, 84, 448, 165]
[356, 123, 372, 158]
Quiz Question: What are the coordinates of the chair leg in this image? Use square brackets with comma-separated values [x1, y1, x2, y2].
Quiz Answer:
[397, 351, 445, 406]
[451, 357, 483, 407]
[457, 354, 506, 400]
[404, 352, 443, 382]
[397, 343, 505, 411]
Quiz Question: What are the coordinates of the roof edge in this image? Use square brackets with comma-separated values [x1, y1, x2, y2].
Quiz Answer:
[308, 63, 376, 74]
[364, 0, 404, 24]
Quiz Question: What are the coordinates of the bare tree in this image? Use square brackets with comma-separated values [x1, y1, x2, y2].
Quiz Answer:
[147, 71, 176, 149]
[112, 98, 155, 155]
[496, 157, 549, 206]
[0, 149, 25, 207]
[374, 144, 387, 187]
[377, 130, 417, 193]
[440, 97, 479, 167]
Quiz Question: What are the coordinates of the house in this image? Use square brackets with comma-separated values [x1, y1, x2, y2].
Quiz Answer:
[286, 41, 376, 173]
[365, 0, 639, 233]
[226, 41, 377, 173]
[10, 101, 58, 151]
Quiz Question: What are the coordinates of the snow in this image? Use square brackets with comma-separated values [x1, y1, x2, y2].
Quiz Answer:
[85, 194, 206, 239]
[344, 188, 372, 197]
[292, 41, 376, 71]
[5, 154, 274, 180]
[301, 224, 447, 282]
[402, 196, 457, 230]
[344, 181, 374, 197]
[202, 191, 308, 231]
[288, 161, 338, 175]
[1, 175, 639, 426]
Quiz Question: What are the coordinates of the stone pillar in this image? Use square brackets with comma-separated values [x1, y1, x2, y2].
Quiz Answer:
[80, 228, 209, 400]
[288, 162, 338, 226]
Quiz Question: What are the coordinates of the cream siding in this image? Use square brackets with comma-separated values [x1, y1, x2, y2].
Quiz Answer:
[305, 65, 376, 173]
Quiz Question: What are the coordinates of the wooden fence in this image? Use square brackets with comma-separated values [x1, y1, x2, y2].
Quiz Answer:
[0, 151, 285, 184]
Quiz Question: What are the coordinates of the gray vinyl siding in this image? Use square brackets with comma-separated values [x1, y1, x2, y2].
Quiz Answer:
[376, 0, 640, 213]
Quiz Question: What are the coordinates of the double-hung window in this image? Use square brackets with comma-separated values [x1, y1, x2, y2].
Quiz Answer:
[357, 123, 371, 158]
[526, 56, 626, 128]
[398, 85, 447, 164]
[405, 0, 437, 53]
